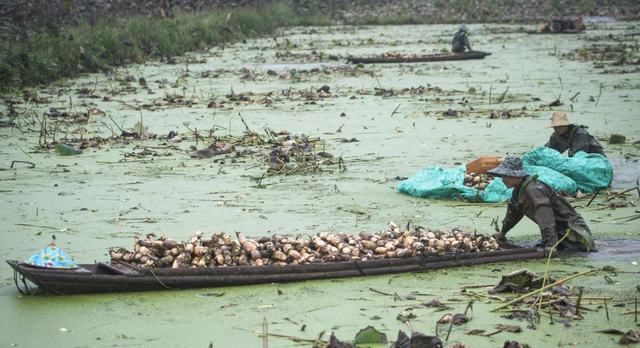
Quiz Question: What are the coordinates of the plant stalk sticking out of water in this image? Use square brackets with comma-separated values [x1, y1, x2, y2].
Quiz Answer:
[238, 112, 250, 132]
[558, 74, 563, 90]
[374, 73, 383, 91]
[139, 109, 144, 137]
[352, 199, 358, 228]
[536, 232, 569, 319]
[263, 317, 268, 348]
[489, 84, 492, 107]
[496, 87, 509, 103]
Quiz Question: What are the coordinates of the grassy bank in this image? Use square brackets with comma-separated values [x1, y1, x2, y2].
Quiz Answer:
[0, 1, 329, 92]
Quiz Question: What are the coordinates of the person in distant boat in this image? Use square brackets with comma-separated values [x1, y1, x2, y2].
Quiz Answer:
[487, 156, 595, 256]
[544, 111, 606, 158]
[540, 19, 551, 32]
[451, 24, 471, 54]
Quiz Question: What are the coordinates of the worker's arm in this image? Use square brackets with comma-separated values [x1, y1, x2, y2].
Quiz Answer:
[545, 134, 566, 154]
[569, 130, 591, 156]
[464, 34, 471, 50]
[501, 200, 524, 234]
[529, 187, 558, 247]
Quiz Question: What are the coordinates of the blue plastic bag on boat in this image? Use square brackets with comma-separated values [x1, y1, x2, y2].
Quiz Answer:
[23, 243, 78, 269]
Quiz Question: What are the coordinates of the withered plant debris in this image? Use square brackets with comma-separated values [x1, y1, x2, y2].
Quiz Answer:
[422, 299, 445, 308]
[502, 341, 531, 348]
[497, 325, 522, 333]
[386, 176, 408, 182]
[397, 313, 418, 322]
[447, 343, 472, 348]
[530, 276, 557, 289]
[548, 297, 582, 320]
[619, 332, 640, 345]
[392, 330, 443, 348]
[490, 269, 537, 294]
[325, 333, 355, 348]
[437, 313, 470, 325]
[552, 286, 573, 297]
[467, 329, 485, 335]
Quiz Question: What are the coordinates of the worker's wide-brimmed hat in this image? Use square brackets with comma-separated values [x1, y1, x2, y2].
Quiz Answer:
[545, 111, 575, 128]
[487, 156, 527, 178]
[458, 24, 469, 32]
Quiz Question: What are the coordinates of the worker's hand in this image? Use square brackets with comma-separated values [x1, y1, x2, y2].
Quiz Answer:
[491, 231, 507, 243]
[544, 247, 558, 258]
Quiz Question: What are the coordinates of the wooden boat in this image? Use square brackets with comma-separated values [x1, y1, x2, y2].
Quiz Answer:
[7, 243, 541, 295]
[346, 51, 491, 64]
[527, 30, 584, 34]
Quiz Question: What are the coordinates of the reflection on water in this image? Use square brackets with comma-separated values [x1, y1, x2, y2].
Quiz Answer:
[516, 238, 640, 263]
[585, 238, 640, 262]
[609, 158, 640, 189]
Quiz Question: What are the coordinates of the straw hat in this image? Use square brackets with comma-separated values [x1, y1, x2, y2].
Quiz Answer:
[545, 111, 575, 128]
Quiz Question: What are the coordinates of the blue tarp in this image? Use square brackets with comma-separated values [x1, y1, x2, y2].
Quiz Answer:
[397, 147, 612, 202]
[522, 146, 613, 193]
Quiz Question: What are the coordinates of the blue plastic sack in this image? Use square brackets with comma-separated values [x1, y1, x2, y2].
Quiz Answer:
[524, 165, 577, 194]
[397, 164, 514, 202]
[398, 147, 611, 202]
[476, 177, 513, 203]
[522, 146, 612, 192]
[396, 165, 476, 200]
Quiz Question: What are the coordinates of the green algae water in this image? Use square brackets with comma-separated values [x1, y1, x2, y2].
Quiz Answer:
[1, 21, 639, 347]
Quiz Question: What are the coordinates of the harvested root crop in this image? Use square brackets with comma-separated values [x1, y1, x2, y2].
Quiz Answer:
[109, 223, 500, 269]
[463, 173, 497, 191]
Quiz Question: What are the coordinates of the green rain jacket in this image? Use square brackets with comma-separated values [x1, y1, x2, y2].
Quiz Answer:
[501, 176, 593, 251]
[545, 125, 606, 157]
[451, 30, 471, 53]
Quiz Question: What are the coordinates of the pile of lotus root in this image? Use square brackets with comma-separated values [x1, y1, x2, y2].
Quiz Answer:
[463, 173, 496, 190]
[378, 52, 453, 59]
[379, 52, 420, 59]
[109, 222, 500, 268]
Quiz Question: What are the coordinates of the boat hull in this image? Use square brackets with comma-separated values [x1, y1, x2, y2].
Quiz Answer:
[7, 244, 540, 295]
[527, 30, 584, 34]
[346, 51, 491, 64]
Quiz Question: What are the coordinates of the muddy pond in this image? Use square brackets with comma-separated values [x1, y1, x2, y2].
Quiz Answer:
[1, 21, 639, 347]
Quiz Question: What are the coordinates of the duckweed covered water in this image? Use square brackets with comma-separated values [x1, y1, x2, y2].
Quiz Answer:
[1, 22, 639, 347]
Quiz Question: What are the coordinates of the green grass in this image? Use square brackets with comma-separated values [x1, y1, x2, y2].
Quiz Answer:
[0, 2, 331, 92]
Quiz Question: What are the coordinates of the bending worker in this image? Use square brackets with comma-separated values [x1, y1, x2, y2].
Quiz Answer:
[545, 111, 606, 157]
[488, 156, 595, 256]
[452, 24, 471, 53]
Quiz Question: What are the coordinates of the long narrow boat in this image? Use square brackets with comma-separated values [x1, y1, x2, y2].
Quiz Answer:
[527, 30, 584, 34]
[346, 51, 491, 64]
[7, 244, 541, 295]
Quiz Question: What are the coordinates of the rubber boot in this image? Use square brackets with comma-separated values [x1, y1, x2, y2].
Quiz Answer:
[544, 247, 558, 258]
[492, 231, 508, 243]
